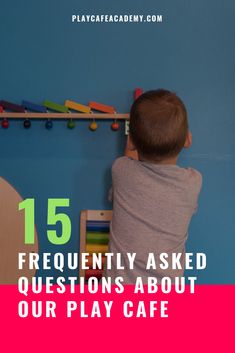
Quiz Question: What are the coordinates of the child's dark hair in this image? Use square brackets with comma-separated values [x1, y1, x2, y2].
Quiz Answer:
[129, 89, 188, 161]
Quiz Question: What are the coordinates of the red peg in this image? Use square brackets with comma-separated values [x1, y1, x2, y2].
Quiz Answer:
[2, 119, 9, 129]
[134, 88, 143, 100]
[111, 121, 120, 131]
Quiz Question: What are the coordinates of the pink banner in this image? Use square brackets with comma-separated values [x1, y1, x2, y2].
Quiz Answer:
[0, 285, 234, 351]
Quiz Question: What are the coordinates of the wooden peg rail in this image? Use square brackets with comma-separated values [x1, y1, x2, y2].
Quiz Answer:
[0, 113, 129, 120]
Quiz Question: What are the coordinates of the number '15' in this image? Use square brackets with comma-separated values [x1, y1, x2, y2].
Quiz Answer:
[18, 198, 71, 245]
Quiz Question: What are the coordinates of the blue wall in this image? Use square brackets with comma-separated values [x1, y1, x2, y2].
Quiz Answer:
[0, 0, 234, 283]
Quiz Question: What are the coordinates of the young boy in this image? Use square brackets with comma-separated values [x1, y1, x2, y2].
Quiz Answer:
[106, 89, 202, 283]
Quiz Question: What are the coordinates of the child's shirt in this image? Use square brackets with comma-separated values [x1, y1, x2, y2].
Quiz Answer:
[106, 156, 202, 283]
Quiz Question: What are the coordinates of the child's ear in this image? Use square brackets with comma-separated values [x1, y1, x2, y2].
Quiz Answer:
[127, 135, 137, 151]
[184, 131, 192, 149]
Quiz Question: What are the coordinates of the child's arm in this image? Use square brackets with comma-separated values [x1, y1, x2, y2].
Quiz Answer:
[109, 136, 138, 203]
[124, 136, 139, 160]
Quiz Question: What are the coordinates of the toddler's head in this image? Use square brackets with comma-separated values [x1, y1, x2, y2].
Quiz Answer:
[129, 89, 191, 162]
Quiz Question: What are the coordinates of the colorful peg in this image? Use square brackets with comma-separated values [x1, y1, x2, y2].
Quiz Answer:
[43, 100, 69, 113]
[67, 119, 76, 129]
[1, 119, 9, 129]
[111, 120, 120, 131]
[89, 120, 98, 131]
[0, 100, 25, 112]
[89, 101, 116, 114]
[134, 88, 143, 100]
[22, 100, 47, 113]
[45, 119, 53, 130]
[23, 119, 31, 129]
[65, 100, 91, 114]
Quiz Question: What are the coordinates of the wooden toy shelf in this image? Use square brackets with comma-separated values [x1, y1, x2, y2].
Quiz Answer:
[0, 113, 129, 120]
